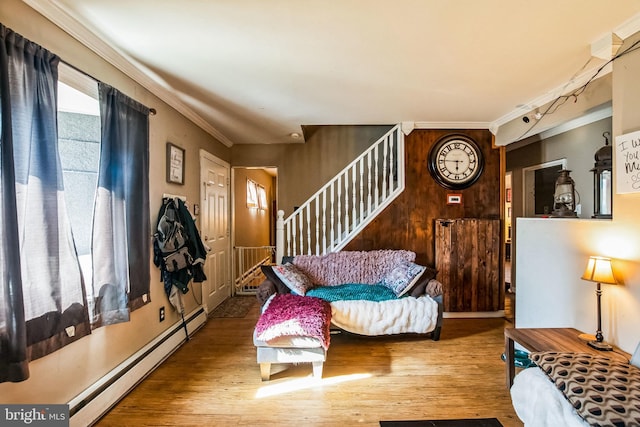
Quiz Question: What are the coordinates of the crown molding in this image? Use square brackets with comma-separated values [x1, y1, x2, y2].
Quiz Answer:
[538, 104, 612, 140]
[613, 12, 640, 39]
[491, 12, 640, 136]
[413, 121, 491, 130]
[22, 0, 235, 147]
[489, 63, 609, 134]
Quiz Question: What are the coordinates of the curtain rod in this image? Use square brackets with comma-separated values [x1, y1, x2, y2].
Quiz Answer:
[60, 59, 157, 116]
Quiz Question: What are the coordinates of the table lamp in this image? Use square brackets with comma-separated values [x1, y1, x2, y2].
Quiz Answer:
[580, 256, 619, 351]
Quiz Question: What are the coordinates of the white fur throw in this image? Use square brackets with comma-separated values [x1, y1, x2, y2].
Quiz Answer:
[330, 295, 438, 335]
[293, 250, 415, 286]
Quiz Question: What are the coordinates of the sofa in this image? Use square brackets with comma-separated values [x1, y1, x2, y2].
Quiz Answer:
[510, 346, 640, 426]
[253, 250, 444, 380]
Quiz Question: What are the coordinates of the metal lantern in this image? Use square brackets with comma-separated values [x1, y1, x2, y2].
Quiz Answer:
[551, 169, 578, 217]
[591, 132, 612, 219]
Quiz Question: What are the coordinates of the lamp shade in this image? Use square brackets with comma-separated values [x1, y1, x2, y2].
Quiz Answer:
[581, 256, 618, 284]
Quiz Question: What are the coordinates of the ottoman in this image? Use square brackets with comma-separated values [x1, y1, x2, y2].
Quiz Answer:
[253, 293, 331, 381]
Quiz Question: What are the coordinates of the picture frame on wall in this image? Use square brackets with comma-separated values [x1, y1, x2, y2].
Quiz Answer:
[166, 142, 185, 185]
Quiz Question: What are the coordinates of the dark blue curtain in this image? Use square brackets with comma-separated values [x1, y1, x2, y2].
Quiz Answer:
[0, 24, 90, 383]
[92, 83, 150, 326]
[0, 24, 28, 383]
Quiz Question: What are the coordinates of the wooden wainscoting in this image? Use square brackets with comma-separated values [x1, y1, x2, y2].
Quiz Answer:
[95, 300, 523, 426]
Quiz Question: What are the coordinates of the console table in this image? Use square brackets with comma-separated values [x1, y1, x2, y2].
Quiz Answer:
[504, 327, 630, 389]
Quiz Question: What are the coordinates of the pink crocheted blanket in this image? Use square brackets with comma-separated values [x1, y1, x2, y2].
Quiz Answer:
[293, 249, 415, 286]
[255, 294, 332, 350]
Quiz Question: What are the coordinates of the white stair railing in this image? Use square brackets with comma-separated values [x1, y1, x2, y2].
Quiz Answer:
[276, 125, 405, 263]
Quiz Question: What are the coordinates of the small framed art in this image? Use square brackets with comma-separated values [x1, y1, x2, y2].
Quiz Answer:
[166, 142, 185, 185]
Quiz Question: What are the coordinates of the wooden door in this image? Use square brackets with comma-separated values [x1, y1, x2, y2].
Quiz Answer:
[200, 150, 231, 313]
[435, 218, 502, 312]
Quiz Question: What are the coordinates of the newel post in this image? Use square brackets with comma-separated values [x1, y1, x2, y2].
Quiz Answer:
[276, 210, 284, 265]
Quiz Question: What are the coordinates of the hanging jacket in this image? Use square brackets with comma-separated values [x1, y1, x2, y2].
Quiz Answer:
[153, 197, 207, 298]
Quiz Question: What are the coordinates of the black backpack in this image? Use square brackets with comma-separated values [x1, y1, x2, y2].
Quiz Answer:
[155, 199, 192, 272]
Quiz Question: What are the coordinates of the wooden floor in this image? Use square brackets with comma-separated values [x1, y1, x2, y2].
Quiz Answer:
[96, 300, 523, 427]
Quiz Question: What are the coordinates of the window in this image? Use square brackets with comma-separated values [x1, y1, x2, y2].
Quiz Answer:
[257, 185, 268, 210]
[57, 64, 100, 287]
[1, 26, 150, 380]
[247, 179, 258, 208]
[247, 179, 267, 210]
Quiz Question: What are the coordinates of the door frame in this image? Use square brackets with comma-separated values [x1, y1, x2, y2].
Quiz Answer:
[230, 166, 278, 294]
[199, 149, 231, 313]
[522, 158, 567, 217]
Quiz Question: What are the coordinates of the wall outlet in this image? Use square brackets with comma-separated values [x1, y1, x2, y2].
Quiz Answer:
[159, 306, 165, 322]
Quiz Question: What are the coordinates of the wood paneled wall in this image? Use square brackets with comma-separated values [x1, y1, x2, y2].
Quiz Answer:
[344, 129, 502, 268]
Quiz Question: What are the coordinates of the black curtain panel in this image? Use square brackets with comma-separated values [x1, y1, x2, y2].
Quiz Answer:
[92, 82, 150, 326]
[0, 23, 28, 383]
[0, 23, 92, 382]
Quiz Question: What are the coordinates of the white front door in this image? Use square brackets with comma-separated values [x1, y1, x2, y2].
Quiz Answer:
[200, 150, 231, 313]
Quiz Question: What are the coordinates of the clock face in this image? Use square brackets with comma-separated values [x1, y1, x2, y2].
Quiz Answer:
[428, 135, 484, 190]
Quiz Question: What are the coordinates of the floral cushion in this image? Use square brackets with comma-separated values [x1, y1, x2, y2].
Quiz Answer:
[381, 261, 426, 297]
[271, 263, 314, 295]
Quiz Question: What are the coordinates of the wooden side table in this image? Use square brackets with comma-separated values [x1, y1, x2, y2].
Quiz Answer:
[504, 327, 631, 389]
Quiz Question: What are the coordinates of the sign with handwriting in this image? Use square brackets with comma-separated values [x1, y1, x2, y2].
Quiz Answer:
[615, 130, 640, 194]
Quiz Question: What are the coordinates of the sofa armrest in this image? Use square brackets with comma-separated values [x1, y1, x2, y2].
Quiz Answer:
[409, 277, 444, 298]
[425, 279, 444, 298]
[256, 279, 277, 307]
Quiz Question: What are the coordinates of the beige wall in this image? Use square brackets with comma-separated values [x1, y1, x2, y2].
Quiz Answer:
[515, 31, 640, 353]
[232, 125, 392, 215]
[233, 168, 275, 247]
[609, 29, 640, 351]
[0, 0, 229, 403]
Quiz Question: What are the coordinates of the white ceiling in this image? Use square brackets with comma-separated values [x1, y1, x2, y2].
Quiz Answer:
[26, 0, 640, 146]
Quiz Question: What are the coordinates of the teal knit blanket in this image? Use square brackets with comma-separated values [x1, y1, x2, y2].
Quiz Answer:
[306, 283, 397, 302]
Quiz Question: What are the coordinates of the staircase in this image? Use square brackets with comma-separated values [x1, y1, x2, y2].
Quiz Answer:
[275, 124, 405, 263]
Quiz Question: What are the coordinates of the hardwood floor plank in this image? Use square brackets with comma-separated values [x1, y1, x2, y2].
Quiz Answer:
[96, 303, 523, 427]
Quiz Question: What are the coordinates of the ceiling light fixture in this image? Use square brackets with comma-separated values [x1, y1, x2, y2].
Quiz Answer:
[289, 132, 301, 139]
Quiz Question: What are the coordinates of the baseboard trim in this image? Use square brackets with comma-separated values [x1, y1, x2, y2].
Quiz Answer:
[444, 310, 505, 319]
[68, 307, 207, 427]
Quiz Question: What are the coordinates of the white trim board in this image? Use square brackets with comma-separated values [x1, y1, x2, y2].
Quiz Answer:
[443, 311, 506, 319]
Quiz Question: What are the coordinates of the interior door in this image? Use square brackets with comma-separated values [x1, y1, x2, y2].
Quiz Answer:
[200, 150, 231, 313]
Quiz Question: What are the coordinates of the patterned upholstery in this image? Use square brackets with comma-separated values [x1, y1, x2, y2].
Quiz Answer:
[530, 351, 640, 427]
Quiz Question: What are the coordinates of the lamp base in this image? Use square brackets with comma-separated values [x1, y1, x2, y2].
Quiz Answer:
[587, 340, 613, 351]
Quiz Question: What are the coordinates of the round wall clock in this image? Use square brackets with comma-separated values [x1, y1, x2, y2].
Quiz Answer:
[427, 134, 484, 190]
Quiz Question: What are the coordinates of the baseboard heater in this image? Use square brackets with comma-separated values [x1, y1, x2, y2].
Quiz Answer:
[68, 307, 207, 427]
